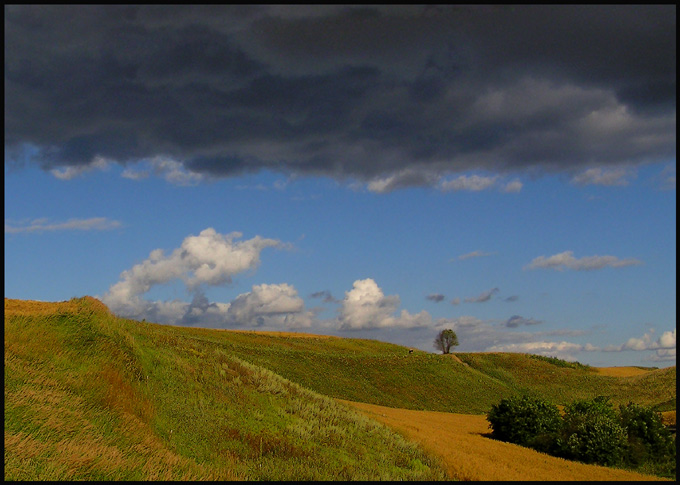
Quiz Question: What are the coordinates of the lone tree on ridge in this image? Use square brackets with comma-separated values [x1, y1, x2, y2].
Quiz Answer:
[434, 328, 459, 354]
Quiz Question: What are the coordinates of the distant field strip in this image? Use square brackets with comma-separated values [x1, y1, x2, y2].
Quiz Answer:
[340, 399, 669, 481]
[593, 366, 655, 377]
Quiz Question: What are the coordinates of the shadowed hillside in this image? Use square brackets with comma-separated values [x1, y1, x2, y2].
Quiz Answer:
[5, 297, 675, 481]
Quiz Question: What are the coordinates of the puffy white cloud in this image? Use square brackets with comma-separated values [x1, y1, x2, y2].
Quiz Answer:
[621, 328, 676, 351]
[658, 329, 676, 348]
[524, 250, 642, 271]
[224, 283, 314, 328]
[101, 228, 284, 315]
[338, 278, 432, 330]
[109, 283, 316, 330]
[487, 341, 585, 361]
[597, 328, 676, 363]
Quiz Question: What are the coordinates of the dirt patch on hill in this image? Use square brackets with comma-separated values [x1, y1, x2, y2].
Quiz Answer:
[340, 399, 669, 481]
[445, 353, 466, 365]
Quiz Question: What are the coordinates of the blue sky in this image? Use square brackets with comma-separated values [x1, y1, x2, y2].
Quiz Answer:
[4, 5, 676, 367]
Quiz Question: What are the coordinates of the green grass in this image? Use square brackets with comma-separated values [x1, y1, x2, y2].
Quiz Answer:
[455, 352, 676, 410]
[157, 328, 675, 414]
[4, 298, 446, 481]
[5, 296, 676, 480]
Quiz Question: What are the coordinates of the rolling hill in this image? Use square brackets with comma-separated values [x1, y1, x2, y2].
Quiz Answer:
[4, 297, 675, 480]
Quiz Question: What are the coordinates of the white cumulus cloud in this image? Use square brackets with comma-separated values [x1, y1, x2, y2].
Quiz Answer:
[224, 283, 314, 328]
[487, 341, 586, 361]
[338, 278, 432, 330]
[101, 228, 284, 317]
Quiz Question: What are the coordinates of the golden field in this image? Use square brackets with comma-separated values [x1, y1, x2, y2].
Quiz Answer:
[342, 400, 670, 481]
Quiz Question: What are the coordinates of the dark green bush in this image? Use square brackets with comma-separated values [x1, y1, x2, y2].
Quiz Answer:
[487, 395, 562, 448]
[554, 397, 627, 466]
[487, 395, 675, 479]
[618, 402, 675, 476]
[619, 402, 674, 458]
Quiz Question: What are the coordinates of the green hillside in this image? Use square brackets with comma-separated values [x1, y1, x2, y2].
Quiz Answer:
[156, 321, 675, 415]
[4, 297, 446, 481]
[5, 297, 675, 480]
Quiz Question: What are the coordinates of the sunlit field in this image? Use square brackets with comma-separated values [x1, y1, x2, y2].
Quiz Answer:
[593, 366, 657, 377]
[343, 400, 670, 481]
[5, 297, 675, 481]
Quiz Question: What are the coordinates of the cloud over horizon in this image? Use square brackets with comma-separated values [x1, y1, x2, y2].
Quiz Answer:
[94, 228, 674, 365]
[100, 228, 284, 317]
[338, 278, 434, 330]
[5, 5, 675, 190]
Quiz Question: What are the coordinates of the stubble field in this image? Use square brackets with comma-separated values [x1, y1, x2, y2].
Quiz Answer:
[342, 399, 669, 481]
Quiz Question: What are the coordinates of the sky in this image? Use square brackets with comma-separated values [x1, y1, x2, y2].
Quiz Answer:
[4, 5, 676, 368]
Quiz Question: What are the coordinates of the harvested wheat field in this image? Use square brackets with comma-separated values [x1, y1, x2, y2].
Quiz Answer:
[341, 399, 669, 481]
[593, 366, 654, 377]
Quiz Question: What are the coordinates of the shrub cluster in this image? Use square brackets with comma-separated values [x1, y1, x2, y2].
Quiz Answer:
[487, 395, 676, 479]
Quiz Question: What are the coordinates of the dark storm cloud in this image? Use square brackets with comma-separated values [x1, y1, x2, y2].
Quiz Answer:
[5, 5, 675, 185]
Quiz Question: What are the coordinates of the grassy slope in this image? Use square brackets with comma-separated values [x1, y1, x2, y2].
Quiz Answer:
[4, 298, 446, 481]
[167, 324, 676, 414]
[5, 297, 676, 480]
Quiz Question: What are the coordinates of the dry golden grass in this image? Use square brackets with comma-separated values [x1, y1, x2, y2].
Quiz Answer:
[4, 297, 80, 317]
[340, 399, 670, 481]
[661, 410, 676, 427]
[593, 366, 654, 377]
[4, 296, 110, 317]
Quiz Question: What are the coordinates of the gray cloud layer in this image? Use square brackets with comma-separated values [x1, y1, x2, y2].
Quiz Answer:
[525, 251, 642, 271]
[5, 217, 121, 234]
[5, 5, 675, 187]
